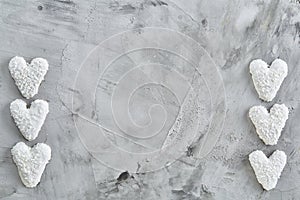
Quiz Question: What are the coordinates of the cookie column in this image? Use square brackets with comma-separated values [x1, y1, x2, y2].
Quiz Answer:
[8, 56, 52, 188]
[248, 58, 289, 191]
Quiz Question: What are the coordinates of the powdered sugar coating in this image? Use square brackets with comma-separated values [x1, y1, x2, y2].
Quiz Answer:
[249, 150, 287, 191]
[11, 142, 51, 188]
[250, 59, 288, 102]
[249, 104, 288, 145]
[10, 99, 49, 141]
[8, 56, 48, 99]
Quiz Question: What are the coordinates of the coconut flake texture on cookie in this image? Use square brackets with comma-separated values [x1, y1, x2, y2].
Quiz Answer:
[8, 56, 49, 99]
[249, 59, 288, 102]
[249, 104, 288, 145]
[11, 142, 51, 188]
[10, 99, 49, 141]
[249, 150, 287, 191]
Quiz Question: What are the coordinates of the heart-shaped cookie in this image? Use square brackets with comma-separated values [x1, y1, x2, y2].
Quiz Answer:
[249, 150, 286, 190]
[11, 142, 51, 188]
[249, 59, 288, 102]
[9, 56, 49, 99]
[10, 99, 49, 141]
[249, 104, 288, 145]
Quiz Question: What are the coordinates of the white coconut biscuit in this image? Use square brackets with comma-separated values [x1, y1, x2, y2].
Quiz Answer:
[249, 104, 288, 145]
[10, 99, 49, 141]
[249, 150, 286, 191]
[250, 59, 288, 102]
[11, 142, 51, 188]
[9, 56, 49, 99]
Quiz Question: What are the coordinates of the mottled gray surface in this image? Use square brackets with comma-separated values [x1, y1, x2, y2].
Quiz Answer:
[1, 0, 300, 199]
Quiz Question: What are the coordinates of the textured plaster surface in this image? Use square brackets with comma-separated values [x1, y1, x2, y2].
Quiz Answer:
[1, 0, 300, 199]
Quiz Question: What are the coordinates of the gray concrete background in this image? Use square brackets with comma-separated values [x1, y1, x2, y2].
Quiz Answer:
[1, 0, 300, 199]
